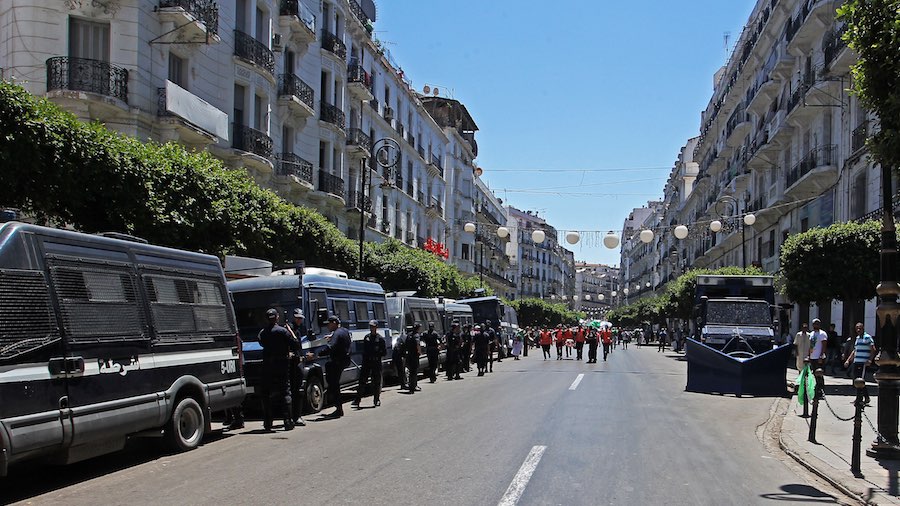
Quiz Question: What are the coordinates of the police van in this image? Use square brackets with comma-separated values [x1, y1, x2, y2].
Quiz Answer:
[435, 298, 474, 331]
[228, 269, 389, 413]
[386, 294, 445, 371]
[0, 223, 245, 477]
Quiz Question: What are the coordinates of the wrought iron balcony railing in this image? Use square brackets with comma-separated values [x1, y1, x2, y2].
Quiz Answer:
[234, 30, 275, 75]
[348, 0, 370, 26]
[785, 144, 837, 188]
[275, 152, 313, 183]
[46, 56, 129, 103]
[318, 171, 345, 198]
[279, 0, 316, 33]
[823, 24, 848, 69]
[232, 123, 273, 159]
[158, 0, 219, 36]
[347, 63, 372, 88]
[346, 127, 371, 149]
[278, 73, 314, 109]
[851, 121, 868, 154]
[321, 29, 347, 60]
[368, 98, 379, 113]
[320, 101, 345, 130]
[347, 190, 372, 211]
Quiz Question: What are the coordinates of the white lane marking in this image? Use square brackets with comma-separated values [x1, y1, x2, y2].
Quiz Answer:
[498, 445, 547, 506]
[569, 373, 584, 390]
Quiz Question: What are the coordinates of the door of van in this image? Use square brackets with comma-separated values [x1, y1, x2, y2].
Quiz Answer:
[0, 268, 71, 460]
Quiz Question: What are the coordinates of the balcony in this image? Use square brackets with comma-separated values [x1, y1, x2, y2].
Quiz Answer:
[855, 191, 900, 224]
[277, 73, 314, 117]
[232, 123, 273, 161]
[746, 76, 780, 115]
[157, 0, 219, 42]
[347, 0, 372, 30]
[405, 231, 416, 245]
[346, 189, 372, 214]
[784, 144, 838, 199]
[347, 63, 374, 101]
[368, 98, 379, 114]
[46, 56, 129, 105]
[321, 29, 347, 61]
[427, 196, 444, 219]
[156, 82, 227, 145]
[317, 171, 345, 201]
[416, 191, 426, 206]
[320, 101, 345, 132]
[851, 121, 868, 155]
[346, 127, 371, 158]
[787, 0, 837, 54]
[725, 108, 751, 147]
[379, 219, 392, 235]
[405, 181, 413, 196]
[427, 153, 444, 178]
[233, 30, 275, 77]
[278, 0, 316, 45]
[274, 153, 314, 188]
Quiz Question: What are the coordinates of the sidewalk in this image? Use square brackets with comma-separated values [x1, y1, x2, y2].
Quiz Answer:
[779, 370, 900, 505]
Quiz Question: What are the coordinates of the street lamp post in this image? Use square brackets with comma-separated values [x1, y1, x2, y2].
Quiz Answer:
[710, 194, 755, 270]
[360, 138, 401, 275]
[869, 161, 900, 458]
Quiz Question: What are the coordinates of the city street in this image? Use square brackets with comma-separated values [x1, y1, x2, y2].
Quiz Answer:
[3, 346, 851, 505]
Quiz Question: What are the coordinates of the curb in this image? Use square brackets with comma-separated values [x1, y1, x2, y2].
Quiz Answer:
[771, 396, 871, 505]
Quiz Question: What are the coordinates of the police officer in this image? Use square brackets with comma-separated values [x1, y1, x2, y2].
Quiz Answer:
[445, 321, 462, 381]
[285, 308, 313, 426]
[473, 324, 490, 376]
[461, 324, 473, 373]
[353, 320, 386, 407]
[485, 320, 497, 372]
[258, 308, 300, 431]
[586, 327, 599, 363]
[319, 316, 352, 419]
[422, 323, 441, 383]
[405, 323, 422, 393]
[392, 333, 407, 390]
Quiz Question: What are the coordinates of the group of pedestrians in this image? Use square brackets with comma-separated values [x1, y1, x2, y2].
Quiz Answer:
[792, 318, 877, 404]
[534, 325, 618, 363]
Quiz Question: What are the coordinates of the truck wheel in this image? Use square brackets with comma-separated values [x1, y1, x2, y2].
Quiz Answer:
[305, 376, 325, 413]
[165, 396, 205, 452]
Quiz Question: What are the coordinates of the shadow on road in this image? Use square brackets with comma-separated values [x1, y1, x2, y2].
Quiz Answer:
[1, 431, 233, 504]
[758, 483, 838, 502]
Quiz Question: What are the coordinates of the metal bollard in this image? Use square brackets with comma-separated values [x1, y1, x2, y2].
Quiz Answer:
[801, 359, 811, 418]
[851, 377, 866, 478]
[808, 368, 825, 442]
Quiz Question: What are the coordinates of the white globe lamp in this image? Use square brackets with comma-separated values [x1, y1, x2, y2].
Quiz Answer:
[565, 231, 580, 245]
[603, 232, 619, 249]
[611, 291, 617, 297]
[743, 213, 756, 226]
[674, 225, 689, 240]
[640, 229, 654, 243]
[598, 294, 605, 301]
[464, 222, 476, 233]
[585, 294, 591, 300]
[496, 226, 509, 238]
[710, 220, 722, 233]
[532, 230, 545, 244]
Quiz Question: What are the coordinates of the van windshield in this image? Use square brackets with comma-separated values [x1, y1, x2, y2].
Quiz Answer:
[231, 289, 300, 341]
[706, 300, 770, 326]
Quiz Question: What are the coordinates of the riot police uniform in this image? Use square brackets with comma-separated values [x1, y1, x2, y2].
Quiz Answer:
[405, 324, 422, 393]
[354, 321, 386, 407]
[422, 324, 441, 383]
[258, 309, 300, 431]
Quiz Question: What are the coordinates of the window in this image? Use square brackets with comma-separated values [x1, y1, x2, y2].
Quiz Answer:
[332, 299, 350, 322]
[234, 84, 246, 126]
[462, 243, 470, 261]
[851, 171, 867, 219]
[168, 53, 187, 89]
[69, 17, 110, 61]
[373, 302, 386, 321]
[0, 270, 60, 361]
[253, 94, 266, 131]
[355, 301, 369, 322]
[144, 273, 230, 338]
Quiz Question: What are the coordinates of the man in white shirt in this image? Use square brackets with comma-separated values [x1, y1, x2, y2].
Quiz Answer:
[808, 318, 828, 368]
[794, 322, 810, 371]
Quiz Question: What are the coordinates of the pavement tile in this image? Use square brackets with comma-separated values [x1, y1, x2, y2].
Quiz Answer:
[780, 370, 900, 505]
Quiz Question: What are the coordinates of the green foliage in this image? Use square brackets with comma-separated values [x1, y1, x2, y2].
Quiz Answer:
[839, 0, 900, 172]
[509, 298, 582, 328]
[0, 80, 480, 296]
[779, 220, 880, 303]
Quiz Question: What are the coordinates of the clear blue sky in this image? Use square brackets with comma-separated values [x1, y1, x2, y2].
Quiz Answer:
[376, 0, 756, 267]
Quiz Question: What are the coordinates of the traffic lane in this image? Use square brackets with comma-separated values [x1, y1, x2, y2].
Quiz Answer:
[6, 357, 571, 505]
[516, 348, 839, 505]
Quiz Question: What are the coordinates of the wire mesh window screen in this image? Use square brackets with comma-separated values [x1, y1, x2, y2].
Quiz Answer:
[0, 269, 60, 360]
[143, 273, 231, 339]
[50, 264, 146, 342]
[332, 299, 350, 323]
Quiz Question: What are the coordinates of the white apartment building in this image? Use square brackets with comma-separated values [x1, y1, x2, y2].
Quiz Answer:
[574, 262, 618, 319]
[507, 206, 576, 301]
[633, 0, 898, 336]
[618, 202, 662, 305]
[0, 0, 479, 268]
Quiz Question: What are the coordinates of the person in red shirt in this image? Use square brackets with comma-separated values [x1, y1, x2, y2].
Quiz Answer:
[601, 328, 613, 361]
[574, 326, 586, 361]
[539, 329, 553, 360]
[563, 327, 574, 359]
[555, 326, 565, 360]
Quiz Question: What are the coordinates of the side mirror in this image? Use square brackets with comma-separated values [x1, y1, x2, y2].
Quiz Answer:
[317, 308, 329, 326]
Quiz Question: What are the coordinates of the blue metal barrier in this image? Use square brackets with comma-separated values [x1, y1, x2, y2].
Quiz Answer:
[685, 339, 790, 396]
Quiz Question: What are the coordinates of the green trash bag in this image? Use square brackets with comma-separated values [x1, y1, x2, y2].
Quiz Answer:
[796, 365, 816, 405]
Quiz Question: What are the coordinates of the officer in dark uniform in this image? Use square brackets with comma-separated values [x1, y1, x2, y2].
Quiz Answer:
[405, 323, 422, 393]
[422, 323, 441, 383]
[485, 320, 497, 372]
[258, 308, 300, 431]
[445, 321, 462, 380]
[319, 316, 352, 419]
[353, 320, 386, 407]
[461, 324, 473, 373]
[586, 327, 599, 364]
[285, 308, 313, 426]
[392, 333, 407, 389]
[473, 324, 490, 376]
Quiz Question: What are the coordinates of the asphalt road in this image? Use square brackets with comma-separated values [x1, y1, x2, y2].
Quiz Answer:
[3, 345, 850, 505]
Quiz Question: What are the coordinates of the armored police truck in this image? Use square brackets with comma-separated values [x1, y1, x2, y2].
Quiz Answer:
[0, 223, 245, 477]
[694, 274, 776, 355]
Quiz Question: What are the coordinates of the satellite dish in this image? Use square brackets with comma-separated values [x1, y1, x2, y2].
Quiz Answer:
[432, 88, 439, 96]
[423, 85, 431, 94]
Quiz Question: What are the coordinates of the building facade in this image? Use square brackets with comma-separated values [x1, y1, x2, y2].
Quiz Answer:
[574, 262, 619, 320]
[507, 206, 576, 301]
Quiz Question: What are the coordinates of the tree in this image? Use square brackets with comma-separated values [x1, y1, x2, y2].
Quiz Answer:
[509, 298, 581, 328]
[779, 220, 881, 327]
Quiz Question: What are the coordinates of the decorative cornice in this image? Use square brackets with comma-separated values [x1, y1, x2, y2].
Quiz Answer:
[65, 0, 120, 15]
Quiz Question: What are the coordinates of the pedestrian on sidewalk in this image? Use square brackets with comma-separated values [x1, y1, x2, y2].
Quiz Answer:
[794, 322, 810, 372]
[844, 322, 876, 405]
[539, 328, 552, 360]
[808, 318, 828, 369]
[657, 328, 667, 352]
[825, 322, 841, 374]
[353, 320, 386, 408]
[473, 324, 489, 376]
